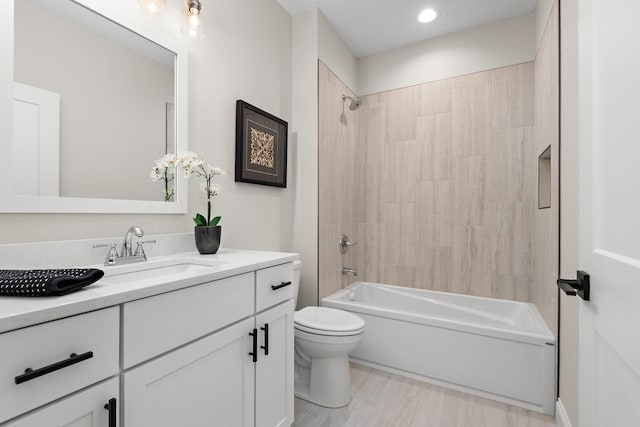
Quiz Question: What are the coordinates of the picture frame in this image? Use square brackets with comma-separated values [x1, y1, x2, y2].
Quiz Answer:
[235, 100, 288, 188]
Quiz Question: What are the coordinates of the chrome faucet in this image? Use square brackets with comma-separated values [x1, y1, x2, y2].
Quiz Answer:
[93, 226, 155, 266]
[342, 267, 358, 276]
[122, 226, 144, 258]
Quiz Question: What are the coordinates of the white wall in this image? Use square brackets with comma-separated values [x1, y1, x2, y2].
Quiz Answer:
[0, 0, 294, 254]
[559, 0, 580, 423]
[357, 13, 536, 95]
[291, 10, 319, 308]
[317, 11, 358, 94]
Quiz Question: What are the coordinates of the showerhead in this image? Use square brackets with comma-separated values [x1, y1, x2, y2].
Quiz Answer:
[342, 94, 363, 111]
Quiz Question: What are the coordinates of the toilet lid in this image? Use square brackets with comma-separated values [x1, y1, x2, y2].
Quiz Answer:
[294, 306, 365, 333]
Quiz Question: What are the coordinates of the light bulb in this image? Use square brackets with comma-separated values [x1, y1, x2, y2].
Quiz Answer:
[418, 8, 439, 23]
[139, 0, 167, 14]
[182, 1, 204, 38]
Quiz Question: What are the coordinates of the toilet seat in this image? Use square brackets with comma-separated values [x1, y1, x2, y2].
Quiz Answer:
[294, 306, 365, 336]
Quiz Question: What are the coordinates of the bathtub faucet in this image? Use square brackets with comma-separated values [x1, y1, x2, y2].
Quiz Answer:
[342, 267, 358, 276]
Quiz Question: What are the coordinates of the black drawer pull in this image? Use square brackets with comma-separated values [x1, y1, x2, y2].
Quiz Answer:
[104, 397, 117, 427]
[260, 323, 269, 356]
[271, 281, 292, 291]
[248, 329, 258, 363]
[15, 351, 94, 385]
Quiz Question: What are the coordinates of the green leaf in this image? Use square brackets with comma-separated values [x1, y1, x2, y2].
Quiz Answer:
[209, 216, 221, 227]
[193, 213, 207, 226]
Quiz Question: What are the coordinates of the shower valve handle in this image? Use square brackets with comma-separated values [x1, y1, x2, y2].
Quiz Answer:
[339, 234, 357, 254]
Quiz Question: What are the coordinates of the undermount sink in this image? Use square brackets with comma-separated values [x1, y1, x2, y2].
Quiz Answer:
[100, 257, 224, 285]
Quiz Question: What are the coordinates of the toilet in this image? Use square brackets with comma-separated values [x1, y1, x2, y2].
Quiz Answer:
[292, 261, 365, 408]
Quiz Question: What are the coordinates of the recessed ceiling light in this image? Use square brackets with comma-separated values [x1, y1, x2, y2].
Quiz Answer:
[418, 8, 439, 23]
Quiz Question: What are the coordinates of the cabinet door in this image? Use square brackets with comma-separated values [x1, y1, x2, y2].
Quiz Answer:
[255, 300, 294, 427]
[124, 318, 255, 427]
[5, 378, 118, 427]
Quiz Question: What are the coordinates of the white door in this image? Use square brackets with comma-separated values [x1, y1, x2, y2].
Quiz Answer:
[12, 82, 60, 196]
[5, 378, 118, 427]
[255, 300, 294, 427]
[123, 318, 255, 427]
[578, 0, 640, 425]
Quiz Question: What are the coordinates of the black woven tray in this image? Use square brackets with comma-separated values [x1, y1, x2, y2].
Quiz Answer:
[0, 269, 104, 297]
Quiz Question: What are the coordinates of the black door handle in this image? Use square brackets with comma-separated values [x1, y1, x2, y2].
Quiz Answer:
[104, 398, 117, 427]
[15, 351, 94, 384]
[271, 281, 292, 290]
[260, 323, 269, 356]
[248, 328, 258, 363]
[557, 270, 590, 301]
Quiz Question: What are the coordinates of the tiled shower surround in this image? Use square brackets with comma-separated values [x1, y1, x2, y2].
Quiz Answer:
[319, 4, 558, 333]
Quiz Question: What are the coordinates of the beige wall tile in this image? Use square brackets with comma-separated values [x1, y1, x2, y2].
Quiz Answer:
[452, 83, 492, 156]
[415, 246, 451, 292]
[417, 79, 452, 116]
[385, 87, 417, 142]
[494, 202, 535, 277]
[494, 126, 536, 202]
[452, 155, 489, 226]
[492, 62, 535, 129]
[451, 225, 494, 297]
[417, 180, 452, 248]
[493, 275, 532, 302]
[383, 140, 419, 203]
[452, 70, 492, 88]
[382, 202, 417, 266]
[417, 113, 452, 181]
[319, 59, 549, 310]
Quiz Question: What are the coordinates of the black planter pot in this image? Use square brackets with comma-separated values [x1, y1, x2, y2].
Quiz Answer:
[194, 226, 222, 254]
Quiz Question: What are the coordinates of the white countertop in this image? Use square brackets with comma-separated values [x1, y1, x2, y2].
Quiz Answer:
[0, 248, 298, 334]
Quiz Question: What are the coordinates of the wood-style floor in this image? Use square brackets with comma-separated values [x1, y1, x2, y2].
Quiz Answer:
[293, 364, 555, 427]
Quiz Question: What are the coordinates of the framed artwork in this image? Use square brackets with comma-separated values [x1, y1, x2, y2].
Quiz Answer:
[235, 100, 288, 187]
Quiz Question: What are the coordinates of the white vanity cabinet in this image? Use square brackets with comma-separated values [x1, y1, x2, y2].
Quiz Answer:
[4, 379, 119, 427]
[123, 264, 295, 427]
[123, 317, 256, 427]
[0, 254, 296, 427]
[254, 300, 294, 427]
[0, 307, 120, 425]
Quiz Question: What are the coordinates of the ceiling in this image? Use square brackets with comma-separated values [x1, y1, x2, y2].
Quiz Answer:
[276, 0, 538, 58]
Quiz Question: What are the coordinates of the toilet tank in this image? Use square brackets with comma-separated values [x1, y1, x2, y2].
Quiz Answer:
[293, 260, 302, 305]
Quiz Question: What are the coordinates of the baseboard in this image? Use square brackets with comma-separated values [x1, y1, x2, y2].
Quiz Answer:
[556, 399, 573, 427]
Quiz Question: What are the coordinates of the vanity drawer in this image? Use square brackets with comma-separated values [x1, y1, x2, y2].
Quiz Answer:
[0, 307, 119, 424]
[256, 262, 294, 312]
[122, 272, 254, 368]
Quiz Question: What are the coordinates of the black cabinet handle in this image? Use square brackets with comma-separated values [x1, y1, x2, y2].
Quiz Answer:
[248, 328, 258, 363]
[260, 323, 269, 356]
[104, 398, 117, 427]
[271, 281, 292, 291]
[15, 351, 94, 385]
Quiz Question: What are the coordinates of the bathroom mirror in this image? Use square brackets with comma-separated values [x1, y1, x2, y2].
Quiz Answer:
[0, 0, 188, 213]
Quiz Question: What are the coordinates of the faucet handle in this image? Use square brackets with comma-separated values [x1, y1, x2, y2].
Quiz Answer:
[93, 243, 119, 265]
[134, 240, 156, 257]
[339, 234, 357, 254]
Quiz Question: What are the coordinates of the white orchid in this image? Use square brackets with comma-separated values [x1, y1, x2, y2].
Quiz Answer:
[150, 151, 225, 223]
[176, 152, 225, 227]
[149, 154, 177, 201]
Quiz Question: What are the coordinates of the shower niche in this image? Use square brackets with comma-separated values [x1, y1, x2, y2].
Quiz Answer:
[538, 145, 551, 209]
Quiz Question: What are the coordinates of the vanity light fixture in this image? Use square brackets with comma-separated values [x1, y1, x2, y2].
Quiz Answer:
[182, 0, 204, 38]
[139, 0, 167, 14]
[418, 8, 439, 23]
[139, 0, 205, 38]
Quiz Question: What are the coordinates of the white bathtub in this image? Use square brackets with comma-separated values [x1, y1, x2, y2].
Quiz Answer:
[322, 282, 556, 415]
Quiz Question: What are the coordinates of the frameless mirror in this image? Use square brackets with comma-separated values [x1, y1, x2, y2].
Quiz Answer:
[0, 0, 188, 213]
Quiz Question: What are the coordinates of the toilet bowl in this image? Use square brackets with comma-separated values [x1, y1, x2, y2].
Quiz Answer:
[293, 306, 364, 408]
[291, 261, 365, 408]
